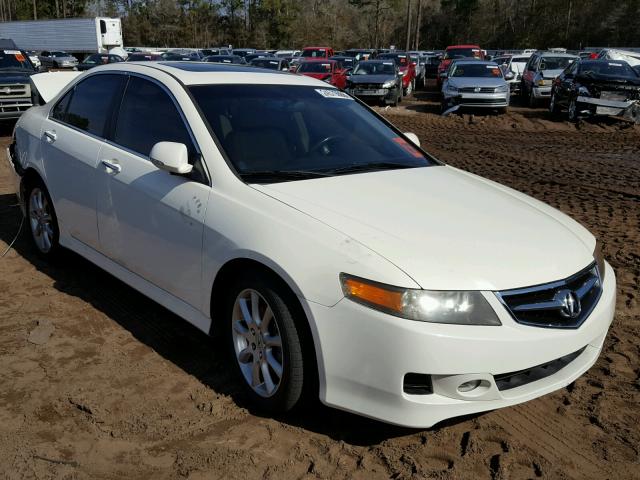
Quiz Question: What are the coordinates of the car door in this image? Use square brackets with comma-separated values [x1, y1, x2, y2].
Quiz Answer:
[522, 55, 537, 91]
[41, 73, 127, 250]
[96, 75, 210, 309]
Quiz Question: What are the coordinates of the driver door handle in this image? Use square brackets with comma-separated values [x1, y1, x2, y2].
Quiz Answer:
[101, 159, 122, 174]
[44, 130, 57, 142]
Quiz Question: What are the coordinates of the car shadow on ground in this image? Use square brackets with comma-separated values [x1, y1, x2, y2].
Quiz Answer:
[0, 192, 483, 445]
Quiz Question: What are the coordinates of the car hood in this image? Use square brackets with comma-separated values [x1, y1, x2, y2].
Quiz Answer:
[253, 166, 595, 291]
[0, 71, 33, 82]
[448, 77, 507, 88]
[348, 74, 396, 84]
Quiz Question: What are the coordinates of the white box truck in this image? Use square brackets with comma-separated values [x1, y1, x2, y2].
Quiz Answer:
[0, 17, 122, 57]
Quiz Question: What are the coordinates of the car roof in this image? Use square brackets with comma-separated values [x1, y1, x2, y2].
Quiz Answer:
[304, 46, 331, 49]
[95, 61, 330, 87]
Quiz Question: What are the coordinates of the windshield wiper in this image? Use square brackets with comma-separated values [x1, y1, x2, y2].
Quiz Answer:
[240, 170, 331, 182]
[322, 162, 421, 175]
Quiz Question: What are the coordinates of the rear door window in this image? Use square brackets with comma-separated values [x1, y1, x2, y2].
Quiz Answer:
[54, 74, 125, 137]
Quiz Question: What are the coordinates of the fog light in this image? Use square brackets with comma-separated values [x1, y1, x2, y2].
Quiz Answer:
[458, 380, 481, 393]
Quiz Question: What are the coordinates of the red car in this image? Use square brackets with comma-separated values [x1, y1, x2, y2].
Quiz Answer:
[296, 59, 350, 90]
[301, 46, 335, 59]
[377, 52, 417, 96]
[437, 44, 484, 86]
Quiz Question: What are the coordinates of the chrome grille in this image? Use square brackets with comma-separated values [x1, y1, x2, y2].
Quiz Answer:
[0, 83, 30, 98]
[496, 263, 602, 329]
[459, 87, 496, 93]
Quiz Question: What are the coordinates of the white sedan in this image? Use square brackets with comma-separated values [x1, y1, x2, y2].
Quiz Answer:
[6, 62, 616, 428]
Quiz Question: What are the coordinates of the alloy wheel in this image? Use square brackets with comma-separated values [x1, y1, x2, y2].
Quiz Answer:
[231, 289, 284, 398]
[29, 187, 54, 253]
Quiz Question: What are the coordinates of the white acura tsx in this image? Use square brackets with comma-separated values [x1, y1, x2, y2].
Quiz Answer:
[6, 62, 615, 428]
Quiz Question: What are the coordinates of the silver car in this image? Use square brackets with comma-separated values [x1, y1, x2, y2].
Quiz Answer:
[441, 59, 512, 113]
[39, 51, 78, 70]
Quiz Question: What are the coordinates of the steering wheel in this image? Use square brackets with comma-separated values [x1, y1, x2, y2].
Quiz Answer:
[310, 135, 344, 155]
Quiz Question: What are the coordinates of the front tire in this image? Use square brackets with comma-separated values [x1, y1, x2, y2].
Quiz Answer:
[528, 87, 537, 108]
[568, 98, 580, 122]
[26, 180, 60, 258]
[549, 91, 560, 116]
[225, 273, 305, 413]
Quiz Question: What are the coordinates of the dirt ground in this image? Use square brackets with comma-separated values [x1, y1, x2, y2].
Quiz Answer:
[0, 95, 639, 480]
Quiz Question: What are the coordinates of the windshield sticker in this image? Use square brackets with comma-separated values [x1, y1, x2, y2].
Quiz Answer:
[4, 50, 20, 54]
[393, 137, 423, 158]
[315, 89, 352, 100]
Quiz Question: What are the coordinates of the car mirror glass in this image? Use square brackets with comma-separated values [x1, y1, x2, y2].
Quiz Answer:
[404, 132, 420, 147]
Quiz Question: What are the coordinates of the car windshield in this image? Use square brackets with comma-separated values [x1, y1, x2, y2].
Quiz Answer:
[579, 61, 639, 79]
[189, 85, 435, 182]
[540, 57, 575, 70]
[378, 54, 409, 66]
[0, 50, 33, 70]
[302, 49, 326, 57]
[298, 62, 332, 73]
[451, 63, 503, 78]
[353, 62, 395, 75]
[444, 48, 481, 60]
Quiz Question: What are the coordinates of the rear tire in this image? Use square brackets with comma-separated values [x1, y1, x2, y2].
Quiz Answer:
[25, 179, 60, 258]
[224, 272, 305, 414]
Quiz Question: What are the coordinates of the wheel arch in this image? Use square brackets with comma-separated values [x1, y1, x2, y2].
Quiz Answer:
[209, 257, 322, 398]
[20, 167, 46, 204]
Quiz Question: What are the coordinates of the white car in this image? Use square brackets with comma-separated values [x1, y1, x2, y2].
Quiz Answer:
[6, 62, 616, 428]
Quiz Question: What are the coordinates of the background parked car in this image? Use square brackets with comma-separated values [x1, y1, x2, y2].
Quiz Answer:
[550, 59, 640, 123]
[39, 51, 78, 70]
[127, 52, 163, 62]
[232, 48, 256, 58]
[162, 50, 201, 61]
[301, 46, 334, 59]
[204, 55, 247, 65]
[250, 57, 290, 71]
[422, 54, 441, 89]
[377, 51, 416, 96]
[200, 48, 232, 57]
[493, 53, 532, 95]
[437, 44, 484, 87]
[409, 51, 427, 88]
[441, 59, 511, 113]
[296, 59, 349, 89]
[330, 55, 357, 70]
[244, 53, 271, 63]
[521, 51, 578, 107]
[0, 46, 38, 119]
[344, 59, 402, 106]
[77, 53, 124, 71]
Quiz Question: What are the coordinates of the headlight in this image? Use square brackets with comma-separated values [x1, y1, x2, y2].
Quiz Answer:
[382, 80, 396, 88]
[536, 79, 549, 86]
[340, 274, 501, 325]
[496, 84, 508, 92]
[594, 240, 606, 281]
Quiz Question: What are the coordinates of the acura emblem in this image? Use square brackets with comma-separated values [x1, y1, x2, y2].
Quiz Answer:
[555, 289, 581, 318]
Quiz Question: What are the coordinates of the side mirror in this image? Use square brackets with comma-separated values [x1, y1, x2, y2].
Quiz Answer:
[404, 132, 420, 147]
[150, 142, 193, 174]
[504, 71, 515, 80]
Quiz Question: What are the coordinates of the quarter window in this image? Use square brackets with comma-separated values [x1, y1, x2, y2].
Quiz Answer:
[57, 74, 125, 136]
[114, 76, 196, 159]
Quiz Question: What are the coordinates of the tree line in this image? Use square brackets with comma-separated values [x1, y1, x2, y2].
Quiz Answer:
[0, 0, 638, 50]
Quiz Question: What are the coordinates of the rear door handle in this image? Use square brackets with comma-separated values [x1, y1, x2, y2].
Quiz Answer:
[44, 130, 57, 142]
[101, 159, 122, 174]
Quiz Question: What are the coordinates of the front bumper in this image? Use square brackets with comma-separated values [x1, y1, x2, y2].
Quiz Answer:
[306, 262, 616, 428]
[533, 85, 552, 99]
[576, 96, 640, 122]
[0, 99, 33, 119]
[444, 91, 509, 108]
[346, 87, 397, 103]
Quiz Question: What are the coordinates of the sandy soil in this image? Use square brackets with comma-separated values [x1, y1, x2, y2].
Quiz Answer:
[0, 96, 638, 480]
